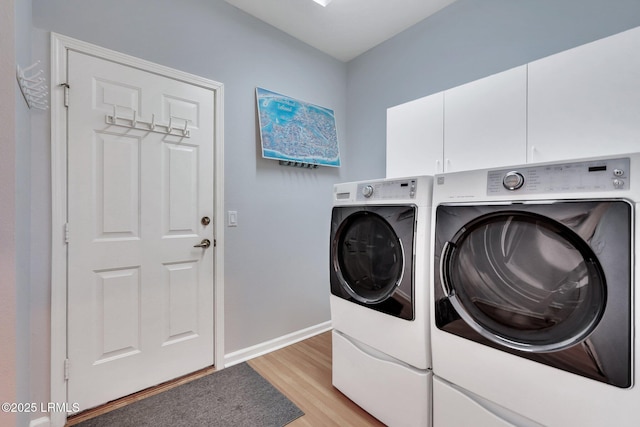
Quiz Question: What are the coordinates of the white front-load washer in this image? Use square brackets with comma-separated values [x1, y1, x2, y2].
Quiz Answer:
[430, 154, 639, 427]
[330, 176, 433, 427]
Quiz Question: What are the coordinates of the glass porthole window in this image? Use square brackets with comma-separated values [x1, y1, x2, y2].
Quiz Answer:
[334, 211, 404, 304]
[440, 211, 607, 352]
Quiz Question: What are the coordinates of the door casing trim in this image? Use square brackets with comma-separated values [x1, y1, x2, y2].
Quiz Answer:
[50, 32, 225, 427]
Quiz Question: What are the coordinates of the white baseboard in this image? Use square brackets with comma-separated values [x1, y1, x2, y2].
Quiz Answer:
[29, 416, 51, 427]
[224, 321, 332, 368]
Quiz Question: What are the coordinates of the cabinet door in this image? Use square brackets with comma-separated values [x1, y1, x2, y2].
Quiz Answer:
[386, 92, 444, 178]
[443, 65, 527, 172]
[528, 26, 640, 163]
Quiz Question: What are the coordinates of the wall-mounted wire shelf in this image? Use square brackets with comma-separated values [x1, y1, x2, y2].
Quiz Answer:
[16, 61, 49, 110]
[105, 106, 191, 138]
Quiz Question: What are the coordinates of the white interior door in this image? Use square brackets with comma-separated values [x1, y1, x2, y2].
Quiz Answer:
[66, 50, 215, 410]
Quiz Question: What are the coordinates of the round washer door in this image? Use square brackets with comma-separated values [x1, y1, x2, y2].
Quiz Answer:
[440, 210, 607, 352]
[333, 210, 405, 304]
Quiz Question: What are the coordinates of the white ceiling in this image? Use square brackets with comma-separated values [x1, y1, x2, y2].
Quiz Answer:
[224, 0, 457, 62]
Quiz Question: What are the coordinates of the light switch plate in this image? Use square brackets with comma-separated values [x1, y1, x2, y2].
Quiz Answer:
[228, 210, 238, 227]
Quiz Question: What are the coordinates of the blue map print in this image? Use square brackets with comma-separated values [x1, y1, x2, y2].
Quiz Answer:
[257, 87, 341, 167]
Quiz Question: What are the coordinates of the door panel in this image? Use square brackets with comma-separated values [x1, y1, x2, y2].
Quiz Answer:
[165, 143, 198, 234]
[95, 267, 141, 362]
[163, 260, 200, 344]
[97, 133, 140, 238]
[67, 50, 215, 410]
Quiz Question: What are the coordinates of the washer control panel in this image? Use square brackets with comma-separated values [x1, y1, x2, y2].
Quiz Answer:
[356, 178, 417, 201]
[487, 157, 631, 195]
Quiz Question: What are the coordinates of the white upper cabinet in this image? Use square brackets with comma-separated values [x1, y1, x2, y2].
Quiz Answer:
[386, 26, 640, 176]
[528, 26, 640, 163]
[386, 66, 527, 178]
[443, 65, 527, 172]
[386, 92, 444, 178]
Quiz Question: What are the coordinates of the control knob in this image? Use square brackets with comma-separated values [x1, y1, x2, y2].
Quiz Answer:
[503, 171, 525, 191]
[613, 179, 625, 189]
[362, 185, 374, 198]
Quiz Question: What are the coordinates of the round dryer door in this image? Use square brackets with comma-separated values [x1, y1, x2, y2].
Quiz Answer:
[334, 211, 405, 304]
[440, 210, 607, 352]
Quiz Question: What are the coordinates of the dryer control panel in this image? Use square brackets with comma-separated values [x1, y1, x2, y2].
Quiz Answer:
[356, 178, 417, 201]
[487, 157, 631, 195]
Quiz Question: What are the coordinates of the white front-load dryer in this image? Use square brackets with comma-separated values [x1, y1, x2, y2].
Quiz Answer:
[330, 176, 433, 427]
[431, 154, 640, 427]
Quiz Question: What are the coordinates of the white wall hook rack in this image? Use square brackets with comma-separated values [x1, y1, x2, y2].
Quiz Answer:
[105, 106, 191, 138]
[16, 61, 49, 110]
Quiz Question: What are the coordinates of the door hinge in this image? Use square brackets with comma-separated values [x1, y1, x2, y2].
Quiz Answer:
[64, 359, 70, 381]
[214, 239, 217, 247]
[60, 83, 70, 108]
[64, 223, 70, 244]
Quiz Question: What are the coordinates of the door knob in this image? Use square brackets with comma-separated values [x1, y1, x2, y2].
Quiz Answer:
[201, 216, 211, 226]
[193, 239, 211, 249]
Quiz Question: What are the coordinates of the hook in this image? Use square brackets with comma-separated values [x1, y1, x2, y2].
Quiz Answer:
[182, 119, 189, 137]
[150, 114, 156, 131]
[23, 69, 44, 84]
[167, 117, 173, 134]
[22, 61, 41, 74]
[106, 105, 118, 124]
[24, 78, 46, 90]
[131, 110, 137, 127]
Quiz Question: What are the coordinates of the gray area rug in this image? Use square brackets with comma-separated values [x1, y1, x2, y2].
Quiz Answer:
[76, 362, 304, 427]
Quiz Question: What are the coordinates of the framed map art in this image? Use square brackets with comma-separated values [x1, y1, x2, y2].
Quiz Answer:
[256, 87, 341, 167]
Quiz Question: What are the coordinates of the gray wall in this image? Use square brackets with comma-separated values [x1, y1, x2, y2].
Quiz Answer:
[345, 0, 640, 182]
[31, 0, 346, 419]
[21, 0, 640, 422]
[0, 1, 17, 426]
[14, 0, 34, 426]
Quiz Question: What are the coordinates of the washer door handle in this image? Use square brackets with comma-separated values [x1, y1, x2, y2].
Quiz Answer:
[440, 241, 455, 298]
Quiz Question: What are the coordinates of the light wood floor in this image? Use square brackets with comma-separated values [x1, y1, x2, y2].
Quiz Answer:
[67, 330, 383, 426]
[248, 331, 384, 426]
